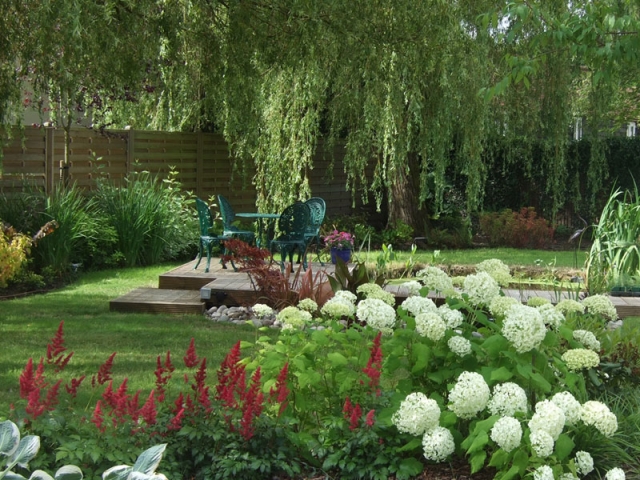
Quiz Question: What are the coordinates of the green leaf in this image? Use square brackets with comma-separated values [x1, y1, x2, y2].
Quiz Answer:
[397, 438, 422, 452]
[28, 471, 54, 480]
[512, 449, 529, 476]
[489, 366, 513, 382]
[469, 450, 487, 474]
[133, 443, 166, 473]
[481, 335, 509, 356]
[4, 473, 27, 480]
[530, 372, 552, 393]
[466, 431, 489, 454]
[411, 343, 431, 374]
[101, 466, 132, 480]
[499, 465, 521, 480]
[327, 352, 348, 367]
[554, 434, 575, 461]
[488, 449, 509, 468]
[9, 435, 40, 469]
[396, 458, 424, 480]
[54, 465, 83, 480]
[0, 420, 20, 457]
[516, 362, 532, 379]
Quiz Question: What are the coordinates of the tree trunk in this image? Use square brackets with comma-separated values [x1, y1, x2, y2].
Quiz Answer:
[387, 154, 423, 236]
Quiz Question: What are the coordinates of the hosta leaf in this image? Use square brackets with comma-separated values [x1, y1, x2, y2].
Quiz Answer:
[4, 472, 27, 480]
[101, 465, 132, 480]
[9, 435, 40, 468]
[131, 444, 166, 474]
[54, 465, 83, 480]
[28, 470, 54, 480]
[0, 420, 20, 457]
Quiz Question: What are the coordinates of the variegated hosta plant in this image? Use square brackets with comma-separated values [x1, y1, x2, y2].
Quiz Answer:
[0, 420, 167, 480]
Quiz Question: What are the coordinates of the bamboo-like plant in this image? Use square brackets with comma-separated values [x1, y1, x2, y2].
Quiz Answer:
[586, 185, 640, 293]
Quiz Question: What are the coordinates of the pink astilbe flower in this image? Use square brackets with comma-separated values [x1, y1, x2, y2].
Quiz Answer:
[183, 338, 199, 368]
[362, 331, 383, 395]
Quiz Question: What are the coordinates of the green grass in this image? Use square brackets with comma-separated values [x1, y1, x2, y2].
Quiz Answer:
[0, 263, 266, 415]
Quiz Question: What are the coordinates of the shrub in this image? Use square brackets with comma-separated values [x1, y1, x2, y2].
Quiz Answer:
[0, 223, 31, 287]
[479, 207, 555, 248]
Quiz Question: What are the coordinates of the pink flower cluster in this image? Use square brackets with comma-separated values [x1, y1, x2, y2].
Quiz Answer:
[324, 230, 355, 250]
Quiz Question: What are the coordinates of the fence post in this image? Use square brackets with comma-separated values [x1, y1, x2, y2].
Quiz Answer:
[126, 129, 134, 177]
[45, 127, 55, 195]
[197, 132, 204, 198]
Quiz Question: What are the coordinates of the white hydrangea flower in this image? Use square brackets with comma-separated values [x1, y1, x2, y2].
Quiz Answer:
[277, 306, 312, 329]
[562, 348, 600, 371]
[555, 299, 585, 315]
[487, 382, 528, 417]
[356, 298, 396, 331]
[415, 312, 447, 341]
[476, 258, 513, 287]
[448, 371, 490, 419]
[502, 304, 547, 353]
[463, 272, 501, 307]
[402, 280, 423, 296]
[605, 468, 626, 480]
[490, 416, 522, 452]
[252, 303, 274, 318]
[416, 266, 454, 293]
[448, 336, 472, 357]
[401, 296, 438, 316]
[581, 294, 618, 321]
[527, 296, 551, 307]
[297, 298, 318, 313]
[320, 298, 355, 318]
[581, 401, 618, 437]
[529, 400, 566, 441]
[551, 392, 582, 425]
[334, 290, 357, 304]
[392, 392, 441, 436]
[530, 430, 554, 458]
[422, 426, 455, 462]
[537, 303, 565, 330]
[438, 304, 465, 329]
[489, 296, 519, 318]
[573, 329, 601, 351]
[357, 283, 396, 305]
[560, 474, 578, 480]
[575, 450, 594, 476]
[533, 465, 554, 480]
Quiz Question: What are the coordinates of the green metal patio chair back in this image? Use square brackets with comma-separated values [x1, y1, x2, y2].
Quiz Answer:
[217, 194, 255, 244]
[299, 197, 326, 265]
[270, 202, 311, 272]
[194, 197, 234, 272]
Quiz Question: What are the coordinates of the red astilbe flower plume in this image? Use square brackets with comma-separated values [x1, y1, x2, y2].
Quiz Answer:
[65, 375, 86, 398]
[193, 358, 207, 393]
[92, 400, 106, 433]
[93, 352, 117, 387]
[365, 409, 376, 427]
[128, 390, 141, 423]
[34, 358, 47, 389]
[25, 388, 45, 419]
[183, 338, 199, 368]
[342, 397, 363, 431]
[112, 378, 130, 423]
[198, 386, 212, 413]
[168, 408, 185, 431]
[46, 321, 74, 372]
[139, 390, 157, 426]
[42, 379, 62, 412]
[215, 341, 244, 408]
[362, 331, 383, 395]
[19, 358, 35, 399]
[239, 367, 265, 440]
[268, 362, 290, 416]
[101, 381, 116, 410]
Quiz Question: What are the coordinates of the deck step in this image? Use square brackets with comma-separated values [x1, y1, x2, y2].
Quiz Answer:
[109, 288, 204, 314]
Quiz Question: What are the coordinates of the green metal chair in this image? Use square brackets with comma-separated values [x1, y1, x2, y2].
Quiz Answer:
[297, 197, 326, 265]
[270, 202, 311, 272]
[194, 197, 233, 272]
[217, 194, 256, 244]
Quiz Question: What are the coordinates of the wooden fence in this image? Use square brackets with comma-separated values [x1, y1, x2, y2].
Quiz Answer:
[0, 127, 377, 220]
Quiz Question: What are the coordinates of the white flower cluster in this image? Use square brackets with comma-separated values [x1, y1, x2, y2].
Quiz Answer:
[415, 312, 447, 341]
[561, 348, 600, 371]
[487, 382, 528, 417]
[551, 392, 582, 425]
[490, 416, 522, 452]
[533, 465, 554, 480]
[448, 336, 472, 357]
[463, 272, 501, 307]
[335, 290, 357, 303]
[489, 296, 519, 318]
[438, 304, 464, 329]
[297, 298, 318, 313]
[402, 280, 423, 297]
[529, 400, 566, 440]
[555, 299, 585, 315]
[357, 283, 396, 305]
[448, 371, 490, 419]
[605, 468, 626, 480]
[581, 400, 618, 437]
[356, 298, 396, 332]
[581, 294, 618, 321]
[422, 426, 456, 462]
[401, 296, 438, 316]
[537, 303, 565, 330]
[530, 430, 554, 458]
[476, 258, 513, 287]
[527, 296, 550, 307]
[416, 266, 454, 293]
[501, 304, 547, 353]
[321, 298, 355, 319]
[573, 329, 601, 351]
[575, 451, 594, 476]
[252, 303, 274, 318]
[277, 306, 312, 330]
[392, 392, 441, 436]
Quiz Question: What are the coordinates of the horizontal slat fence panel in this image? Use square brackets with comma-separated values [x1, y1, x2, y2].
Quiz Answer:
[1, 127, 377, 220]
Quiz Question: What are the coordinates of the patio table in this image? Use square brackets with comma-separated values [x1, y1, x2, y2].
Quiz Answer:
[236, 212, 280, 248]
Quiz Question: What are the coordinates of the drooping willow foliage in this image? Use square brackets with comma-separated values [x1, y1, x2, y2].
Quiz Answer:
[2, 0, 639, 227]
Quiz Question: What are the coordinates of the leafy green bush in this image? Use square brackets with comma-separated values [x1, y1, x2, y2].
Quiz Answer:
[479, 207, 555, 249]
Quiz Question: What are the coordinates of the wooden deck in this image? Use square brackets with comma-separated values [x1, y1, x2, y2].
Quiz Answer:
[110, 258, 640, 318]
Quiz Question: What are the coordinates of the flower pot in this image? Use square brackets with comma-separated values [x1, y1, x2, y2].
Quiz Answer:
[330, 247, 352, 265]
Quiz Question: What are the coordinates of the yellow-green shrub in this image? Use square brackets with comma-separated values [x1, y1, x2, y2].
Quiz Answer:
[0, 225, 32, 288]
